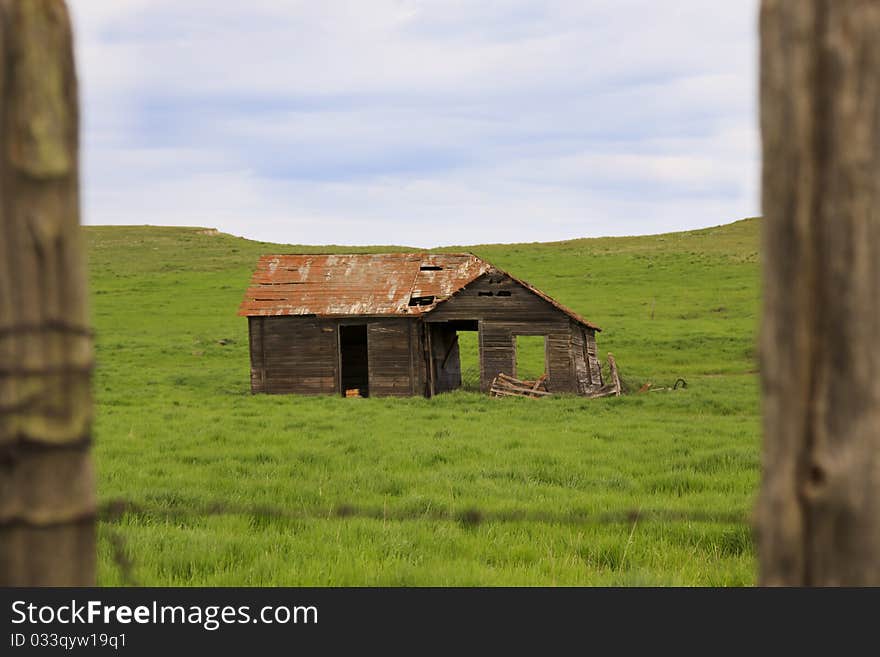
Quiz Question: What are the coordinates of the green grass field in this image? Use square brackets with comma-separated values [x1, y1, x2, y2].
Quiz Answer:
[88, 218, 762, 585]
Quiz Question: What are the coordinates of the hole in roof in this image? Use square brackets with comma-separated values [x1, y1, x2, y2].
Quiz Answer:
[496, 291, 512, 297]
[408, 295, 436, 306]
[420, 265, 443, 271]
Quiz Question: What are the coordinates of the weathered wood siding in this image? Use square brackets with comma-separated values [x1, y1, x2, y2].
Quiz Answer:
[427, 273, 573, 323]
[427, 274, 585, 393]
[249, 317, 422, 396]
[367, 319, 419, 397]
[416, 321, 429, 397]
[585, 327, 602, 387]
[248, 316, 266, 392]
[570, 321, 603, 394]
[570, 323, 589, 394]
[478, 322, 514, 393]
[249, 316, 338, 394]
[545, 330, 575, 393]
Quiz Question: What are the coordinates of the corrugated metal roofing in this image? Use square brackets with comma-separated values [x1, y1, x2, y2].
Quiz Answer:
[238, 252, 600, 330]
[238, 253, 490, 318]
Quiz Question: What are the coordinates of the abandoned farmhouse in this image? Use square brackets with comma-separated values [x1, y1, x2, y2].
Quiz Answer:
[238, 253, 603, 398]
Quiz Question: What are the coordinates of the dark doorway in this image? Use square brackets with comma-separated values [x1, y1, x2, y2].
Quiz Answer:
[340, 324, 369, 397]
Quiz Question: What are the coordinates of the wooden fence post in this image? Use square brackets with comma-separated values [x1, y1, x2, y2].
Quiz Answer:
[0, 0, 96, 585]
[759, 0, 880, 585]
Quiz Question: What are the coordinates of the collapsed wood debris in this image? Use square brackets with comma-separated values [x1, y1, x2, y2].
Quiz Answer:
[490, 372, 551, 398]
[579, 353, 623, 398]
[490, 353, 624, 399]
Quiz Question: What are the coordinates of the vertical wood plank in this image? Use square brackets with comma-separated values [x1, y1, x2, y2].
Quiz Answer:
[0, 0, 95, 585]
[759, 0, 880, 585]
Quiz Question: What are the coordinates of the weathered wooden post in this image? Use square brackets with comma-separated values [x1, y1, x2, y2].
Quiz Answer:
[0, 0, 96, 585]
[759, 0, 880, 585]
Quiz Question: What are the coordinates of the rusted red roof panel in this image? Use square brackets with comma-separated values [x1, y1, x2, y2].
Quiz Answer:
[238, 253, 491, 318]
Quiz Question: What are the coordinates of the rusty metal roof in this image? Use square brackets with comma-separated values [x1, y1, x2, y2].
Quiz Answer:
[238, 252, 600, 330]
[238, 253, 491, 318]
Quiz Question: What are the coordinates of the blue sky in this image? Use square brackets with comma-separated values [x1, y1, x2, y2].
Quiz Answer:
[68, 0, 759, 247]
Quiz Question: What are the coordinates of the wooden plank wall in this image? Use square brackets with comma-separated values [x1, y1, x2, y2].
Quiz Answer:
[570, 322, 590, 394]
[545, 329, 575, 392]
[367, 319, 419, 397]
[415, 321, 429, 397]
[248, 316, 266, 392]
[478, 322, 514, 393]
[428, 273, 572, 324]
[413, 320, 427, 396]
[249, 317, 423, 397]
[249, 316, 338, 394]
[427, 273, 585, 393]
[584, 327, 603, 388]
[569, 321, 603, 394]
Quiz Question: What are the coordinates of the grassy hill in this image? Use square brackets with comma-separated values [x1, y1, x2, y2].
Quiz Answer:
[87, 218, 762, 585]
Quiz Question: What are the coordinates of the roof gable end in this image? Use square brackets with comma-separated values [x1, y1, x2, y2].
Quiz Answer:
[424, 268, 601, 331]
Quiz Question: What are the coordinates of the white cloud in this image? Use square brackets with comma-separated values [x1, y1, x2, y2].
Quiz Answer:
[68, 0, 759, 247]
